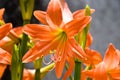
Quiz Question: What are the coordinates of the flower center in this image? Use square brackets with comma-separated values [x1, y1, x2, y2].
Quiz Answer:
[56, 28, 67, 42]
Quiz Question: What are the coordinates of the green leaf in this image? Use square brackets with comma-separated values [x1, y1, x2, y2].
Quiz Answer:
[11, 45, 19, 80]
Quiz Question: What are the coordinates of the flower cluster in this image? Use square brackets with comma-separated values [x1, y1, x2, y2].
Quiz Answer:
[0, 0, 120, 80]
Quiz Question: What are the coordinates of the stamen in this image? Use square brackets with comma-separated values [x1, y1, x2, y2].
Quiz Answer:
[43, 54, 53, 65]
[51, 54, 62, 62]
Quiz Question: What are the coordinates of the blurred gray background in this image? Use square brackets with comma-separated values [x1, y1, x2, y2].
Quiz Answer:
[0, 0, 120, 80]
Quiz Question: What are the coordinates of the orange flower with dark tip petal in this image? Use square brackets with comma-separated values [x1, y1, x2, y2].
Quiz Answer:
[84, 43, 120, 80]
[0, 8, 12, 40]
[22, 0, 91, 79]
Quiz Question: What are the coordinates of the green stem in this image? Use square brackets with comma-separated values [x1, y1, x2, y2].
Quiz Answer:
[79, 29, 87, 49]
[35, 69, 41, 80]
[74, 4, 91, 80]
[19, 0, 35, 20]
[20, 20, 30, 57]
[18, 0, 34, 79]
[79, 4, 91, 49]
[34, 58, 42, 80]
[11, 45, 19, 80]
[18, 20, 30, 80]
[74, 24, 89, 80]
[74, 61, 82, 80]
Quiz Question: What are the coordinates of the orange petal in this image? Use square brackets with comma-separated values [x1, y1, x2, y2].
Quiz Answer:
[54, 40, 67, 78]
[83, 70, 94, 79]
[7, 27, 22, 44]
[23, 24, 52, 41]
[68, 38, 86, 61]
[62, 57, 74, 80]
[73, 9, 95, 19]
[103, 43, 119, 70]
[64, 16, 91, 37]
[0, 37, 12, 48]
[94, 62, 108, 80]
[84, 48, 102, 66]
[0, 48, 11, 64]
[10, 27, 22, 38]
[23, 69, 34, 80]
[55, 55, 66, 79]
[60, 0, 73, 23]
[34, 11, 47, 24]
[23, 40, 57, 63]
[84, 62, 108, 80]
[0, 36, 14, 53]
[86, 32, 93, 47]
[47, 0, 62, 26]
[0, 23, 12, 40]
[83, 62, 108, 80]
[0, 64, 7, 78]
[81, 70, 88, 80]
[0, 8, 5, 20]
[109, 67, 120, 79]
[116, 50, 120, 64]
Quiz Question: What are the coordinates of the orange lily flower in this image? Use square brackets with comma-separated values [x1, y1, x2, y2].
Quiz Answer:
[23, 0, 91, 79]
[84, 43, 120, 80]
[34, 0, 97, 68]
